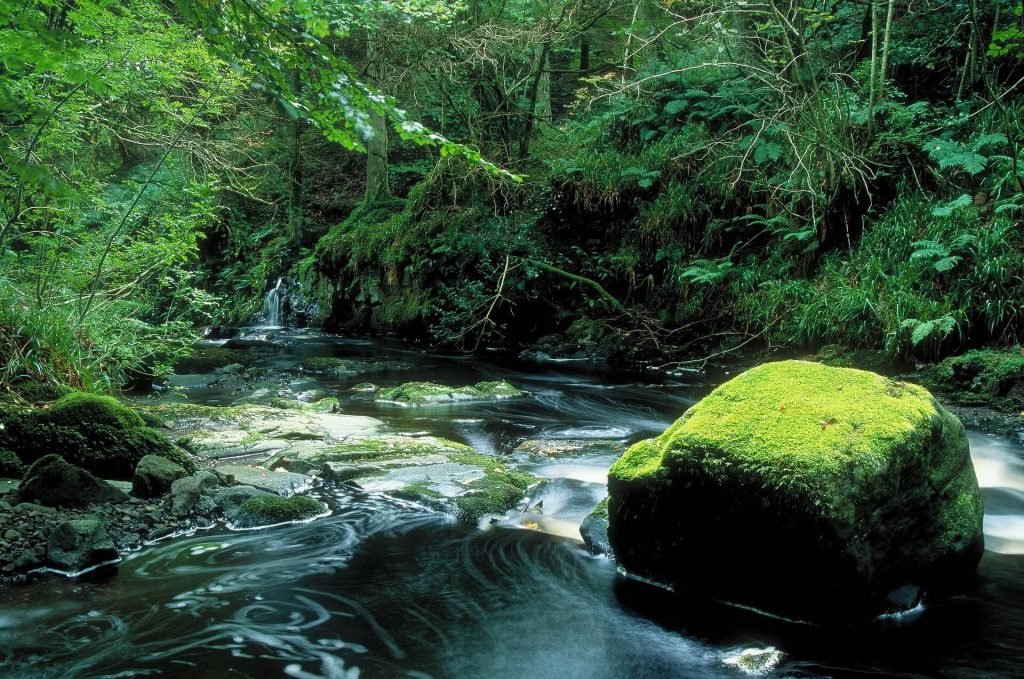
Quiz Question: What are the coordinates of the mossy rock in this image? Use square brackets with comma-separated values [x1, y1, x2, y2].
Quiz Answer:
[46, 393, 145, 430]
[172, 347, 248, 374]
[375, 380, 525, 406]
[915, 348, 1024, 412]
[231, 494, 327, 528]
[0, 394, 195, 480]
[606, 360, 984, 621]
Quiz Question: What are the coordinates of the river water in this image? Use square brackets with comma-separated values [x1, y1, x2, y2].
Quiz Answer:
[2, 330, 1023, 678]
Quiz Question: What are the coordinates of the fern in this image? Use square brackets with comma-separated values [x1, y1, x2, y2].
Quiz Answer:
[922, 140, 988, 175]
[909, 240, 948, 260]
[930, 194, 973, 217]
[679, 259, 734, 285]
[901, 315, 956, 347]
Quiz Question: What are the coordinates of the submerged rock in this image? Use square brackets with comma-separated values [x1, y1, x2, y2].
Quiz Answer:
[264, 434, 535, 523]
[375, 380, 524, 406]
[171, 346, 248, 374]
[579, 497, 611, 556]
[605, 360, 984, 620]
[299, 356, 412, 376]
[722, 647, 784, 676]
[20, 455, 129, 508]
[514, 438, 623, 458]
[46, 518, 118, 572]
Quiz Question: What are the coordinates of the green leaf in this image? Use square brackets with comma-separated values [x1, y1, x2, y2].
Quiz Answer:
[753, 142, 783, 165]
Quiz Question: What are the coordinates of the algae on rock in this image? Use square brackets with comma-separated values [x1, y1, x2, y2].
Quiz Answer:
[604, 360, 984, 620]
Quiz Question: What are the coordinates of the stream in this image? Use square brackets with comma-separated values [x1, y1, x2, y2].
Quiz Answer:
[2, 329, 1024, 678]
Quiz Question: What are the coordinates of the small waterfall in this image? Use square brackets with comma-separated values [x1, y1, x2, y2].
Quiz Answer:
[263, 278, 285, 327]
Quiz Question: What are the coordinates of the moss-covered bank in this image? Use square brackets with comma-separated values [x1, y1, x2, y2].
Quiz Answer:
[0, 392, 195, 480]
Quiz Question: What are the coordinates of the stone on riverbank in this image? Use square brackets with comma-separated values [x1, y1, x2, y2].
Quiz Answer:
[133, 455, 188, 498]
[46, 518, 118, 572]
[170, 471, 219, 517]
[20, 455, 129, 508]
[375, 380, 524, 406]
[215, 464, 311, 496]
[603, 360, 984, 620]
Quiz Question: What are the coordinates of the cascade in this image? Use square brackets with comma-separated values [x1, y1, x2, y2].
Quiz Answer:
[262, 277, 284, 327]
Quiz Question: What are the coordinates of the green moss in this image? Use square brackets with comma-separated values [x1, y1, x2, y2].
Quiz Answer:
[375, 380, 524, 405]
[450, 452, 534, 522]
[611, 361, 937, 501]
[608, 439, 663, 483]
[589, 496, 609, 521]
[606, 360, 983, 619]
[916, 348, 1024, 411]
[455, 475, 529, 523]
[236, 495, 326, 526]
[394, 483, 445, 501]
[47, 393, 146, 430]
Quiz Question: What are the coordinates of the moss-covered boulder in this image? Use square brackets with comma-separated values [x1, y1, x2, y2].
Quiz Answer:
[605, 360, 983, 620]
[0, 393, 195, 480]
[47, 393, 145, 430]
[231, 495, 327, 529]
[375, 380, 524, 406]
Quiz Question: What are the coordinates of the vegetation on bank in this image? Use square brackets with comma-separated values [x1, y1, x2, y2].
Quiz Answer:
[2, 0, 1023, 391]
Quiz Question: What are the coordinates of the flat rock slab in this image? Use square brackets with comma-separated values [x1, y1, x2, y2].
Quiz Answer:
[137, 403, 382, 461]
[215, 464, 311, 496]
[514, 438, 624, 458]
[274, 434, 535, 524]
[374, 380, 525, 406]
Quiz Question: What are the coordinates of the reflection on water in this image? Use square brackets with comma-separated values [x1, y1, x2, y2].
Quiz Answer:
[1, 330, 1023, 677]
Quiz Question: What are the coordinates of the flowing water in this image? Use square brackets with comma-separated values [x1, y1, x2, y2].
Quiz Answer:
[261, 279, 285, 328]
[2, 330, 1024, 678]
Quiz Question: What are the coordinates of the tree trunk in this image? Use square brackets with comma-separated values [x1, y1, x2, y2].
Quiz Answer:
[287, 113, 303, 246]
[365, 35, 392, 205]
[518, 40, 552, 161]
